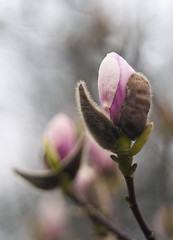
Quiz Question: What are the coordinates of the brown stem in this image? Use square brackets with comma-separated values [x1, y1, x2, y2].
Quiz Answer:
[66, 189, 134, 240]
[125, 176, 156, 240]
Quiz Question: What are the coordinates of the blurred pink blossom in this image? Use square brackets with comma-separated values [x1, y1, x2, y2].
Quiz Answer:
[86, 136, 117, 175]
[73, 164, 96, 198]
[98, 52, 135, 124]
[43, 113, 76, 162]
[37, 195, 68, 240]
[74, 164, 112, 214]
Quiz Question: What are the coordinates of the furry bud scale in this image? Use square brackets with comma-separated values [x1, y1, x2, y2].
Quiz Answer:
[118, 73, 151, 140]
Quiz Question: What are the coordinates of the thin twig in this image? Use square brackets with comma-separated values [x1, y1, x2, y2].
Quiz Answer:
[66, 188, 134, 240]
[125, 176, 156, 240]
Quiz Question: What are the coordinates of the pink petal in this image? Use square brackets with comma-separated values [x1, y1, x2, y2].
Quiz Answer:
[73, 165, 96, 198]
[109, 53, 135, 124]
[44, 113, 76, 161]
[98, 54, 120, 116]
[87, 136, 117, 174]
[37, 196, 68, 239]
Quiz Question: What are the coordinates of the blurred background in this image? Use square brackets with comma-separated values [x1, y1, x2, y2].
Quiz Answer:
[1, 0, 173, 239]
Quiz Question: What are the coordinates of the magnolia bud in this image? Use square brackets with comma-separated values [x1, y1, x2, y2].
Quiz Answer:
[76, 52, 152, 152]
[86, 136, 117, 175]
[43, 113, 76, 165]
[98, 52, 151, 140]
[36, 195, 68, 240]
[74, 165, 112, 215]
[14, 113, 83, 190]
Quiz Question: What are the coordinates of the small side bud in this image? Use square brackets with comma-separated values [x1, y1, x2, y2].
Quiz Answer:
[76, 81, 119, 152]
[130, 122, 153, 156]
[128, 163, 138, 176]
[110, 154, 119, 163]
[125, 196, 131, 206]
[118, 73, 151, 140]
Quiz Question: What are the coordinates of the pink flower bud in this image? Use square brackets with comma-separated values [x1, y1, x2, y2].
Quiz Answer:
[86, 136, 117, 175]
[74, 165, 112, 215]
[37, 196, 68, 240]
[15, 113, 83, 190]
[43, 113, 76, 162]
[77, 52, 151, 146]
[73, 165, 96, 199]
[98, 52, 135, 125]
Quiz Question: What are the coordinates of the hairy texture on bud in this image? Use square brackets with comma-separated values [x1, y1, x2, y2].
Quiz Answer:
[76, 81, 119, 152]
[118, 73, 151, 140]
